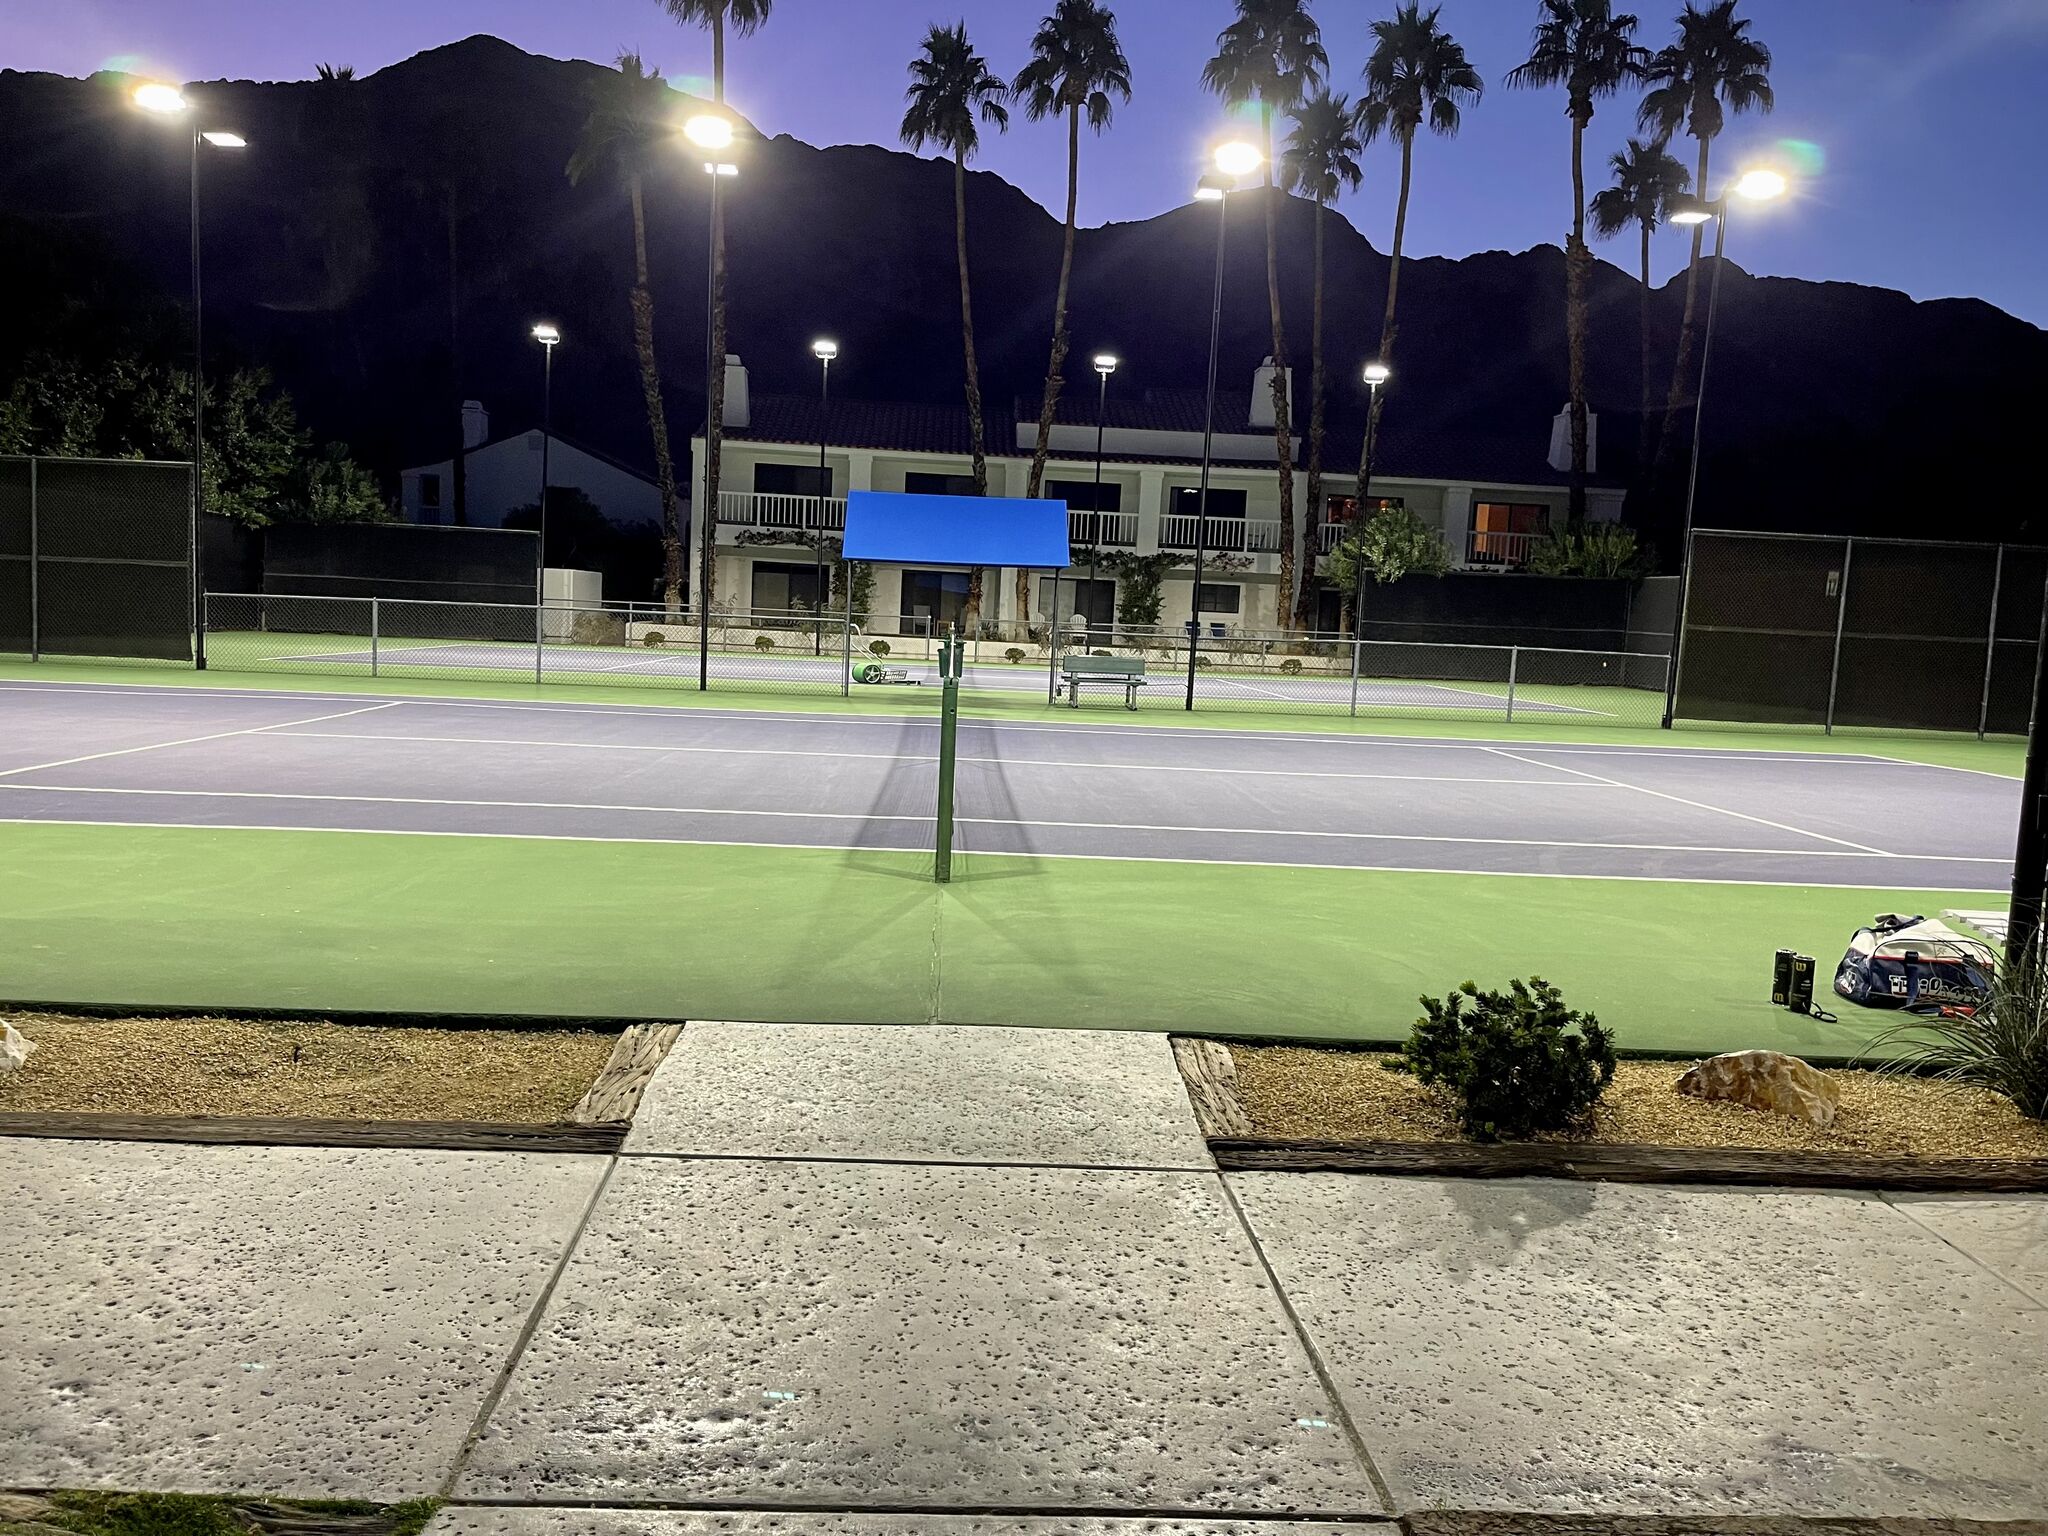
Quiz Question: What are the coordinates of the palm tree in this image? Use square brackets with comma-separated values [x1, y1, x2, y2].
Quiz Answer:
[568, 54, 688, 614]
[1356, 3, 1481, 504]
[314, 64, 356, 82]
[1590, 137, 1691, 469]
[1506, 0, 1644, 525]
[1013, 0, 1131, 631]
[1638, 0, 1772, 471]
[662, 0, 774, 614]
[1280, 90, 1363, 627]
[902, 23, 1010, 627]
[1203, 0, 1326, 629]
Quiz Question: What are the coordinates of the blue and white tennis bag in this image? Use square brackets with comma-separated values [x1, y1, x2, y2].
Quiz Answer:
[1834, 914, 1994, 1010]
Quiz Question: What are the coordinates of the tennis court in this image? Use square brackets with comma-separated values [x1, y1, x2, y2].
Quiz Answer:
[0, 675, 2016, 1052]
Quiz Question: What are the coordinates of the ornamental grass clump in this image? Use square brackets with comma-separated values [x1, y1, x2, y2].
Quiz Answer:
[1394, 977, 1616, 1141]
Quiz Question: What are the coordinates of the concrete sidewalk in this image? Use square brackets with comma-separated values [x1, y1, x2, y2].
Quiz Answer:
[4, 1022, 2044, 1528]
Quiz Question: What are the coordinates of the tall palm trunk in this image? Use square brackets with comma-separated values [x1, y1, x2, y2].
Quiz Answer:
[628, 176, 684, 614]
[1022, 103, 1082, 631]
[1564, 109, 1590, 526]
[1298, 196, 1326, 630]
[1654, 133, 1711, 474]
[1259, 107, 1297, 632]
[956, 146, 989, 626]
[1636, 216, 1654, 471]
[702, 14, 729, 616]
[447, 183, 466, 526]
[1361, 131, 1413, 498]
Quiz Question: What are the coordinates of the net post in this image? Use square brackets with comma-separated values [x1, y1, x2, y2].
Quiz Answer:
[1506, 645, 1518, 723]
[1824, 537, 1853, 735]
[27, 456, 39, 663]
[371, 596, 380, 678]
[935, 628, 959, 884]
[1979, 544, 2005, 741]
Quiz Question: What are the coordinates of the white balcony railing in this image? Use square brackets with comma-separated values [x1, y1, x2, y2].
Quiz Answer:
[1068, 509, 1138, 548]
[1467, 528, 1541, 568]
[1159, 515, 1282, 554]
[1315, 523, 1346, 555]
[718, 491, 847, 534]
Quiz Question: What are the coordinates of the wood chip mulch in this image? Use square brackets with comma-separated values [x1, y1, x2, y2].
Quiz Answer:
[1229, 1045, 2048, 1160]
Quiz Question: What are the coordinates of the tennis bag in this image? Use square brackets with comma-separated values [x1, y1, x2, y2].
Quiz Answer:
[1833, 914, 1994, 1010]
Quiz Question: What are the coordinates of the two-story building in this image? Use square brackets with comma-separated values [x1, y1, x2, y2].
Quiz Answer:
[688, 354, 1623, 636]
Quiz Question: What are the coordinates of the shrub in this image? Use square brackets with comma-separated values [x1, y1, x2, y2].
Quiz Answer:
[1090, 648, 1111, 657]
[572, 612, 626, 647]
[1193, 654, 1211, 668]
[868, 639, 890, 657]
[1004, 646, 1027, 664]
[754, 634, 777, 651]
[1861, 956, 2048, 1119]
[642, 630, 666, 647]
[1526, 523, 1652, 579]
[1278, 657, 1303, 675]
[1394, 977, 1616, 1141]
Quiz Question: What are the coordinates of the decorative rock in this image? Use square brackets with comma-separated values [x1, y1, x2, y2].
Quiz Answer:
[1677, 1050, 1842, 1127]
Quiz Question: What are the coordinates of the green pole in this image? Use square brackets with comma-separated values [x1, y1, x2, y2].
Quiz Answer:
[935, 627, 959, 883]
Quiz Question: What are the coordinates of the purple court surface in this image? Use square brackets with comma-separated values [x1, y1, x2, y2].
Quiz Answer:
[0, 678, 2017, 889]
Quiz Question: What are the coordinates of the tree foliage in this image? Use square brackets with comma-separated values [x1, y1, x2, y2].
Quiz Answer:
[1323, 505, 1451, 592]
[1526, 521, 1651, 578]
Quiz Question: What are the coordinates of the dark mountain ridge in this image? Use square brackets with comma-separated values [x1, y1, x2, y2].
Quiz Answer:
[3, 33, 2042, 547]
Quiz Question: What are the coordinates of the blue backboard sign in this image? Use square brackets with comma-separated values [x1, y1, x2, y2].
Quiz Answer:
[841, 490, 1071, 569]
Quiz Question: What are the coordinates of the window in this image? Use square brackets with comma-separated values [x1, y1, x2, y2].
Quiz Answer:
[754, 462, 833, 497]
[899, 568, 970, 634]
[1195, 583, 1242, 615]
[1323, 493, 1402, 524]
[1470, 502, 1550, 566]
[1038, 577, 1115, 629]
[750, 560, 829, 617]
[1169, 487, 1246, 519]
[418, 473, 441, 510]
[905, 471, 979, 497]
[1047, 478, 1122, 513]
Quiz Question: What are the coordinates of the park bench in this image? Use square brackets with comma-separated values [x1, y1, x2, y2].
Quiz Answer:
[1060, 653, 1146, 710]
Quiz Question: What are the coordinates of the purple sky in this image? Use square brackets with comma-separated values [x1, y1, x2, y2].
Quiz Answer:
[17, 0, 2048, 325]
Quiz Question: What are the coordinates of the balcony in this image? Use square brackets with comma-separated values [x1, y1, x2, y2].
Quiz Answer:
[718, 491, 847, 535]
[1068, 509, 1138, 548]
[1159, 514, 1282, 554]
[1466, 528, 1541, 569]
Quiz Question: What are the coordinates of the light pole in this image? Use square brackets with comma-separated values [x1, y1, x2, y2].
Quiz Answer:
[531, 323, 560, 614]
[1088, 353, 1118, 637]
[686, 110, 738, 690]
[810, 337, 838, 655]
[134, 82, 246, 669]
[1186, 139, 1261, 711]
[1661, 166, 1788, 727]
[1349, 361, 1391, 646]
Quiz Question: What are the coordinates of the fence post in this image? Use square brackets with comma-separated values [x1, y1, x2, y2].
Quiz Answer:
[1348, 634, 1363, 718]
[934, 630, 959, 885]
[534, 595, 545, 685]
[27, 457, 38, 662]
[1046, 569, 1063, 706]
[370, 596, 380, 678]
[841, 598, 853, 699]
[1978, 544, 2005, 740]
[1506, 645, 1519, 723]
[1823, 537, 1854, 735]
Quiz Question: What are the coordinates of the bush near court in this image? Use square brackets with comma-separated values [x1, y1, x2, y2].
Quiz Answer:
[1392, 978, 1617, 1141]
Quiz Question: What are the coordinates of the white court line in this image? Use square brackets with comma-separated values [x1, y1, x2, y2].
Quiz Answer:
[1481, 743, 1897, 857]
[263, 728, 1609, 787]
[0, 781, 2006, 860]
[0, 680, 2015, 775]
[0, 813, 2009, 893]
[0, 702, 402, 781]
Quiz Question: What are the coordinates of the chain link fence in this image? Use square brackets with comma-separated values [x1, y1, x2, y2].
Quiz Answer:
[0, 455, 193, 662]
[1676, 530, 2045, 736]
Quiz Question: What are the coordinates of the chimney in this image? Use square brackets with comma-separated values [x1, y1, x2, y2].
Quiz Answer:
[722, 354, 751, 429]
[1547, 405, 1598, 474]
[461, 399, 489, 449]
[1248, 357, 1293, 430]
